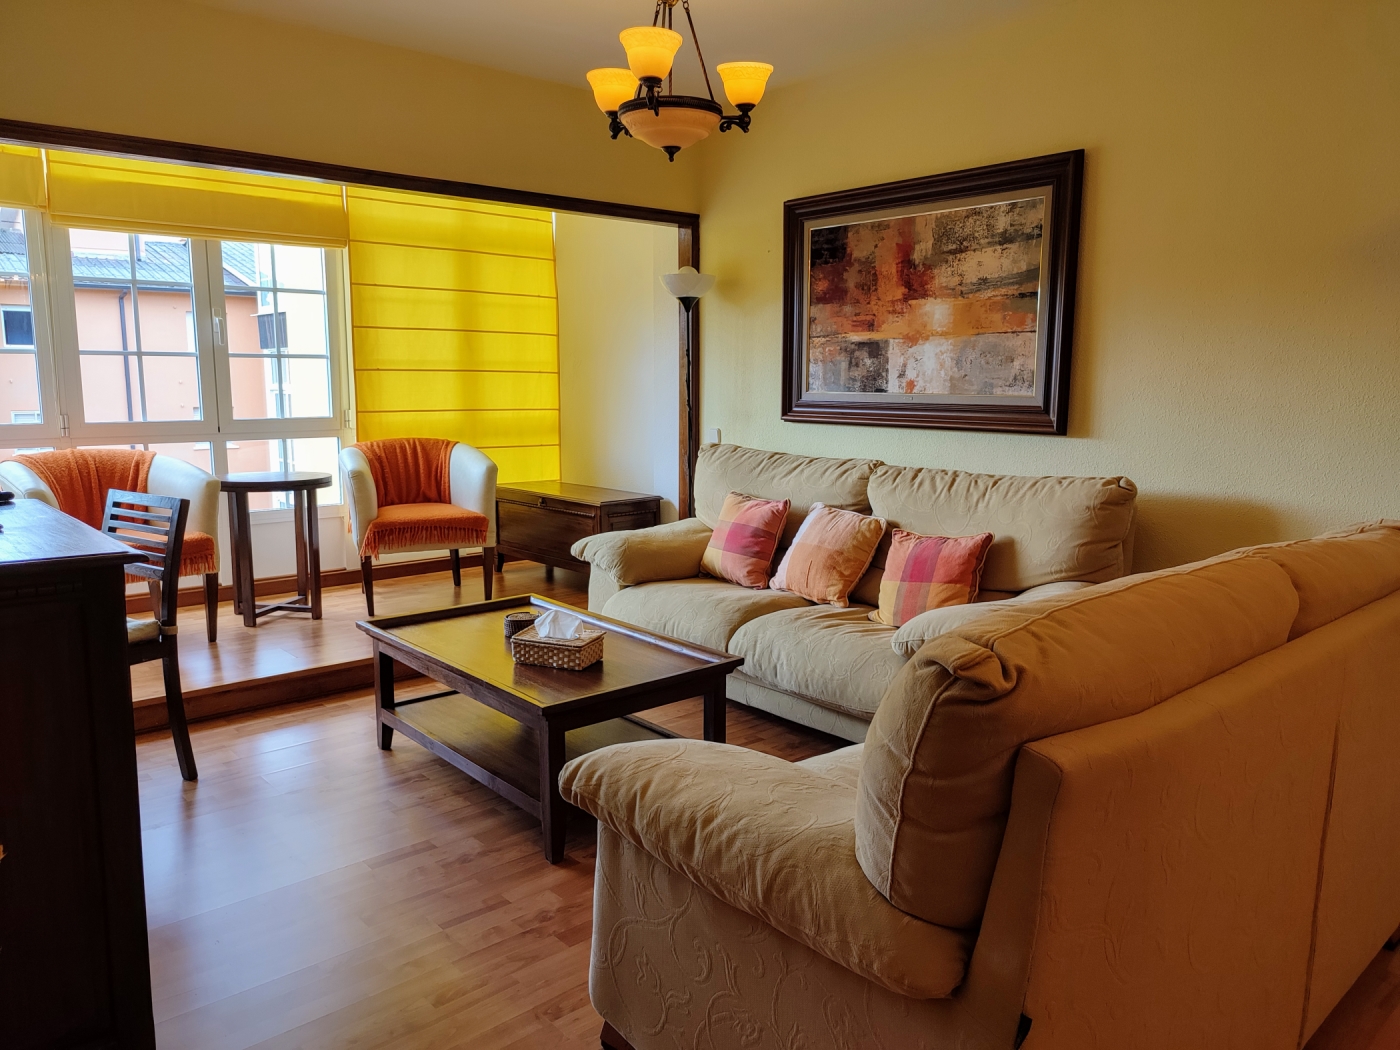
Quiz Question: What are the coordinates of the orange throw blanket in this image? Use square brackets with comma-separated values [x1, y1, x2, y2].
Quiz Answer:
[14, 448, 217, 577]
[352, 438, 488, 559]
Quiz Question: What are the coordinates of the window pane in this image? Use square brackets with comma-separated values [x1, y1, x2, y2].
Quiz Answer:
[225, 291, 271, 355]
[0, 209, 42, 428]
[0, 445, 53, 460]
[69, 230, 202, 423]
[148, 441, 213, 473]
[284, 358, 331, 417]
[271, 245, 325, 291]
[140, 354, 202, 421]
[279, 292, 328, 356]
[229, 355, 276, 419]
[80, 353, 139, 423]
[223, 437, 341, 509]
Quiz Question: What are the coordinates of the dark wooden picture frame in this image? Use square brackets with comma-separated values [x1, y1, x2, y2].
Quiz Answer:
[781, 150, 1084, 435]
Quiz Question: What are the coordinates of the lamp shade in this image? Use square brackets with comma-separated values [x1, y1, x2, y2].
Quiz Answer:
[661, 266, 716, 300]
[619, 26, 683, 81]
[586, 68, 639, 113]
[716, 61, 774, 107]
[618, 97, 721, 158]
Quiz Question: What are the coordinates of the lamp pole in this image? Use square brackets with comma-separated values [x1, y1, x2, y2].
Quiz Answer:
[661, 267, 715, 517]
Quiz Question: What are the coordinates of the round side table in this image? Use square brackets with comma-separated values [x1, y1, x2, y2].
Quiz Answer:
[218, 471, 333, 627]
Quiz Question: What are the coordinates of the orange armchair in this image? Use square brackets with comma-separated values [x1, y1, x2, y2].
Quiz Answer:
[0, 448, 222, 641]
[339, 438, 498, 615]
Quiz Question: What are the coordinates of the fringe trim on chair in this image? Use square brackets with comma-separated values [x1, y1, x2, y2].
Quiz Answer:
[361, 524, 488, 560]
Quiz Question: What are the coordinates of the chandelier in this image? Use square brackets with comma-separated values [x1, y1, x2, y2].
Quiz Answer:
[586, 0, 773, 162]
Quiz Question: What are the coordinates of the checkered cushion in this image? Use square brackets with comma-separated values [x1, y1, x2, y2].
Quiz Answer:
[771, 502, 887, 606]
[872, 528, 995, 627]
[700, 492, 791, 589]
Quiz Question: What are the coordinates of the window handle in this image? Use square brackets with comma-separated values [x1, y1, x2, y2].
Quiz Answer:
[212, 316, 224, 348]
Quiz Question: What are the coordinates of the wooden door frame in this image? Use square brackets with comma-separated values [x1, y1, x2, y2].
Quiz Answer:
[0, 115, 704, 516]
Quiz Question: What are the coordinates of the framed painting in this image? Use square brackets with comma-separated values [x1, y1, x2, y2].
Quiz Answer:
[781, 150, 1084, 434]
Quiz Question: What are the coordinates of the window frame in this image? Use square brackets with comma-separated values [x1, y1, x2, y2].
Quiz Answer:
[0, 208, 63, 448]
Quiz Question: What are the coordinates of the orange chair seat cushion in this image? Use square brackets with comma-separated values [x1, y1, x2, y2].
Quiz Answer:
[180, 531, 217, 577]
[361, 503, 488, 559]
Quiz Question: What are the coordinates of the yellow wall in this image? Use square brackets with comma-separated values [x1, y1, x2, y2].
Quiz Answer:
[555, 213, 682, 519]
[696, 0, 1400, 571]
[3, 0, 698, 216]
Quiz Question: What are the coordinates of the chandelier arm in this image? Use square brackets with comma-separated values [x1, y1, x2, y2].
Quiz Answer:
[680, 0, 717, 103]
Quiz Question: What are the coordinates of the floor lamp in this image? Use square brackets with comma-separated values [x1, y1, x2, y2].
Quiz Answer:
[661, 265, 716, 515]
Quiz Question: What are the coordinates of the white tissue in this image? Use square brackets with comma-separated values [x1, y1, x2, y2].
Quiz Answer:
[534, 609, 583, 640]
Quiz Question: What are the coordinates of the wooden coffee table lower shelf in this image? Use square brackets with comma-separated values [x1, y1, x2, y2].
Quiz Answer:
[358, 595, 744, 863]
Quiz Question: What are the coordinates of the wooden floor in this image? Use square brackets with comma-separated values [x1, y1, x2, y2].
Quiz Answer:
[135, 565, 844, 1049]
[131, 567, 1400, 1049]
[129, 560, 584, 730]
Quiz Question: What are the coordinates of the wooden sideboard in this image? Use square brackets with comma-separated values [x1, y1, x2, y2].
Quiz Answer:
[0, 499, 156, 1049]
[496, 481, 662, 577]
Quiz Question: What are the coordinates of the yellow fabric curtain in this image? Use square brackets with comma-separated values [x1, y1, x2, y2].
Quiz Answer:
[0, 145, 46, 209]
[346, 186, 560, 483]
[45, 150, 347, 247]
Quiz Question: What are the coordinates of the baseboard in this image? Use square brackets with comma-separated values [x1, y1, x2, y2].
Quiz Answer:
[125, 552, 482, 615]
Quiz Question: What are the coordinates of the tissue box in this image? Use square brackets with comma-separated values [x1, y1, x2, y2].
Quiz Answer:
[510, 624, 605, 670]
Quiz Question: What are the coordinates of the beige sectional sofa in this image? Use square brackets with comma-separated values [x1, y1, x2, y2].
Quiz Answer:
[573, 444, 1139, 741]
[562, 521, 1400, 1049]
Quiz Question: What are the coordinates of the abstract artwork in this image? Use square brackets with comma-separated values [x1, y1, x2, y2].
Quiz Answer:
[782, 151, 1084, 434]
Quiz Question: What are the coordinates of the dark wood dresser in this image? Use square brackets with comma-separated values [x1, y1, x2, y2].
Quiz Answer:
[0, 499, 156, 1049]
[496, 481, 661, 576]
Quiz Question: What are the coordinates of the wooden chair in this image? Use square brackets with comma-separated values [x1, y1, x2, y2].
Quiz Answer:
[103, 489, 198, 781]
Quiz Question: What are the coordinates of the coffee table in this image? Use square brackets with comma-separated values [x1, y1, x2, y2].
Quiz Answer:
[357, 595, 744, 862]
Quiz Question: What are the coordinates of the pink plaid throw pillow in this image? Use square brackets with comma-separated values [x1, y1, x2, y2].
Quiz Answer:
[872, 528, 995, 627]
[700, 492, 791, 589]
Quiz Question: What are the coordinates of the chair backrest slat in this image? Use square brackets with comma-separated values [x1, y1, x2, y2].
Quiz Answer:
[102, 489, 189, 628]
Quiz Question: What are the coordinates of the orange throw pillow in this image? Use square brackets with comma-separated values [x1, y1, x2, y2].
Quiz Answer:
[872, 529, 995, 627]
[771, 503, 887, 607]
[700, 492, 790, 589]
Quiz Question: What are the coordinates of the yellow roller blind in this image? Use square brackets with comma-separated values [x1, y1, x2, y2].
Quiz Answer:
[0, 144, 46, 209]
[347, 185, 560, 483]
[45, 150, 348, 246]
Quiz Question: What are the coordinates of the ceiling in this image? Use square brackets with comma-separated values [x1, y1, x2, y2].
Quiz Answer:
[185, 0, 1030, 91]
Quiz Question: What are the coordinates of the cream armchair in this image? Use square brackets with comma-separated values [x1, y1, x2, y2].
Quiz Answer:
[340, 441, 498, 615]
[0, 452, 223, 641]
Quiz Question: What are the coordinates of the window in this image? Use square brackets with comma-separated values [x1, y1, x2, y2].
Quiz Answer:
[69, 229, 202, 423]
[0, 209, 44, 431]
[21, 219, 349, 505]
[2, 306, 34, 346]
[219, 241, 332, 420]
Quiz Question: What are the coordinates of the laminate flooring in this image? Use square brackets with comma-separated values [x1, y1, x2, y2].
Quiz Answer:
[136, 683, 845, 1048]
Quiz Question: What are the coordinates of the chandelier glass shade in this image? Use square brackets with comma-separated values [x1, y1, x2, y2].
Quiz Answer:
[586, 0, 773, 161]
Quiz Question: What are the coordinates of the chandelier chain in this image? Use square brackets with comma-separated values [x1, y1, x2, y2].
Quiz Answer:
[681, 0, 717, 103]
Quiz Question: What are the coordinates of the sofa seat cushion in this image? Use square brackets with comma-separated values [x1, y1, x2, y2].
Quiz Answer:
[797, 743, 865, 793]
[560, 739, 972, 999]
[602, 578, 810, 652]
[729, 605, 905, 719]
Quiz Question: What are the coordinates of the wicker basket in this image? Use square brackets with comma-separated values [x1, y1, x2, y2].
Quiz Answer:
[510, 624, 605, 670]
[503, 610, 539, 638]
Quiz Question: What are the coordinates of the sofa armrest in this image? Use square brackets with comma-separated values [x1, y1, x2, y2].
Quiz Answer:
[0, 461, 58, 508]
[890, 580, 1094, 658]
[560, 739, 971, 1000]
[338, 446, 378, 555]
[449, 443, 498, 546]
[571, 517, 713, 587]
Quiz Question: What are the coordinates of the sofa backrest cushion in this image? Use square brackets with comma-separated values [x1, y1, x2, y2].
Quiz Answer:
[695, 444, 879, 545]
[1248, 521, 1400, 639]
[865, 466, 1138, 594]
[855, 553, 1299, 930]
